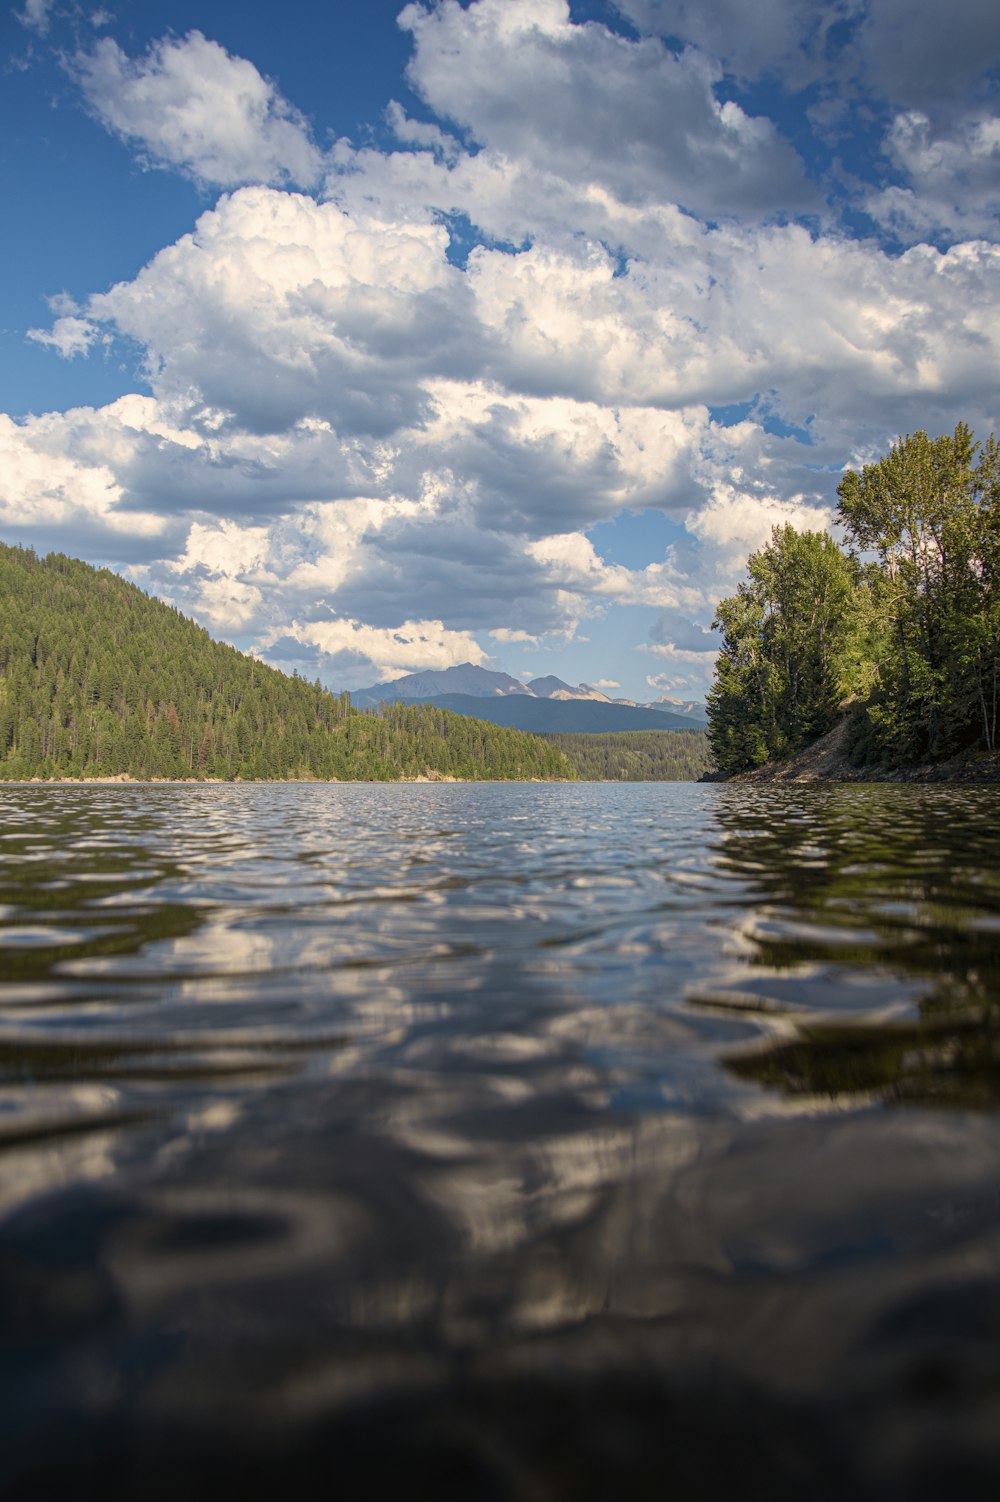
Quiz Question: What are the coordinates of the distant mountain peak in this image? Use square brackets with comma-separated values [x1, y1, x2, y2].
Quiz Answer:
[526, 675, 572, 696]
[352, 663, 532, 705]
[348, 662, 706, 724]
[528, 675, 611, 703]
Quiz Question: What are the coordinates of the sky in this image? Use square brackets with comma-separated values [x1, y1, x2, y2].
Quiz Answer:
[2, 0, 998, 703]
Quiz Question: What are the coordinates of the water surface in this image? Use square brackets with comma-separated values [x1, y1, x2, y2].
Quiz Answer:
[2, 783, 999, 1498]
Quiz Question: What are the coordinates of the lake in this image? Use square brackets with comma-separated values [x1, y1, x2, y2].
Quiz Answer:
[2, 782, 999, 1499]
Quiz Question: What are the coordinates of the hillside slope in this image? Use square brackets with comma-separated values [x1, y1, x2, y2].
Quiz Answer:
[0, 544, 573, 783]
[415, 694, 706, 734]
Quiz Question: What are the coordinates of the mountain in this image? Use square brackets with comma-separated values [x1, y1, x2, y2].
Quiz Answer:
[610, 693, 707, 721]
[352, 663, 530, 705]
[414, 694, 707, 734]
[650, 695, 707, 720]
[352, 663, 708, 725]
[0, 544, 573, 783]
[526, 676, 611, 702]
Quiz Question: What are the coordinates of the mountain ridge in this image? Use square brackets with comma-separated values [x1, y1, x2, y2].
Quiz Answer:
[351, 663, 708, 727]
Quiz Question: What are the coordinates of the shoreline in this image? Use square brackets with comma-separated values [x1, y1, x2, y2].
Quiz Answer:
[716, 716, 1000, 786]
[0, 773, 568, 786]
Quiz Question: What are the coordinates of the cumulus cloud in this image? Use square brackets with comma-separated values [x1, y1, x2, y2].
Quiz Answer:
[867, 111, 1000, 242]
[16, 166, 1000, 682]
[613, 0, 854, 87]
[82, 188, 477, 437]
[8, 5, 1000, 694]
[616, 0, 1000, 109]
[70, 31, 323, 188]
[190, 576, 264, 632]
[385, 100, 460, 162]
[399, 0, 814, 219]
[283, 616, 488, 681]
[51, 181, 1000, 457]
[169, 520, 272, 580]
[0, 404, 169, 545]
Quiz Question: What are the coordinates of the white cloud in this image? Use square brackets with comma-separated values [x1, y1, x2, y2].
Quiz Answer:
[83, 188, 472, 437]
[70, 31, 322, 188]
[15, 0, 55, 36]
[399, 0, 813, 219]
[0, 406, 166, 542]
[867, 111, 1000, 242]
[286, 616, 488, 680]
[385, 100, 460, 162]
[27, 315, 101, 359]
[169, 520, 272, 579]
[57, 179, 1000, 460]
[686, 486, 832, 563]
[8, 6, 1000, 695]
[15, 167, 1000, 681]
[491, 628, 540, 645]
[191, 576, 264, 632]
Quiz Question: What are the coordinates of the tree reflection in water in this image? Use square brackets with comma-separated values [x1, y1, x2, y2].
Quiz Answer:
[709, 786, 1000, 1109]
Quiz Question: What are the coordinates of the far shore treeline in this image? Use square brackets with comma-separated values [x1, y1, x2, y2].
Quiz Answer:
[0, 543, 574, 782]
[707, 424, 1000, 773]
[544, 729, 712, 782]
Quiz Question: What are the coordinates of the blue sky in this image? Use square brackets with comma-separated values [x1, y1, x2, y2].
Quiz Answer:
[2, 1, 998, 701]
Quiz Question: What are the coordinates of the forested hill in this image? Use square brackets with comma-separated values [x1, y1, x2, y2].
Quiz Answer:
[544, 730, 713, 781]
[0, 544, 573, 782]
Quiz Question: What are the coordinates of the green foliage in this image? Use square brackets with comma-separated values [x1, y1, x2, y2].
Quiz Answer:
[544, 729, 712, 781]
[706, 525, 858, 773]
[837, 424, 1000, 762]
[707, 423, 1000, 774]
[0, 543, 574, 783]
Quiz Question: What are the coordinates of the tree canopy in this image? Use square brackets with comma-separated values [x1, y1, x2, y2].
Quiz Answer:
[837, 423, 1000, 763]
[707, 424, 1000, 774]
[706, 525, 858, 772]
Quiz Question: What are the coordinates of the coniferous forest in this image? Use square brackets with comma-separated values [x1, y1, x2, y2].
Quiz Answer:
[544, 729, 712, 781]
[0, 543, 574, 782]
[707, 424, 1000, 774]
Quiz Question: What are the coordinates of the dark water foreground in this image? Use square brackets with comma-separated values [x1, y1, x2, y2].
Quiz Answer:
[1, 783, 999, 1500]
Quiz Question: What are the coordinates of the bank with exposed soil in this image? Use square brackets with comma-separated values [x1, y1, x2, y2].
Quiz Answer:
[714, 714, 1000, 784]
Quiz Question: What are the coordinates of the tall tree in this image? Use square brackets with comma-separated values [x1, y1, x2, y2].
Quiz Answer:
[707, 525, 857, 773]
[837, 425, 1000, 759]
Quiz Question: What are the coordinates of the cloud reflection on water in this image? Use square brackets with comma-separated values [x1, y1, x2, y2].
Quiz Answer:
[1, 783, 1000, 1495]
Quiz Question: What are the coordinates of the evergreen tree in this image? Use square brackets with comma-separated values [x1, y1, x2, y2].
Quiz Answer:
[0, 543, 575, 784]
[544, 729, 712, 781]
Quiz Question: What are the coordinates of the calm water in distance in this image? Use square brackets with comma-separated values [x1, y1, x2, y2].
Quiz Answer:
[2, 782, 1000, 1499]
